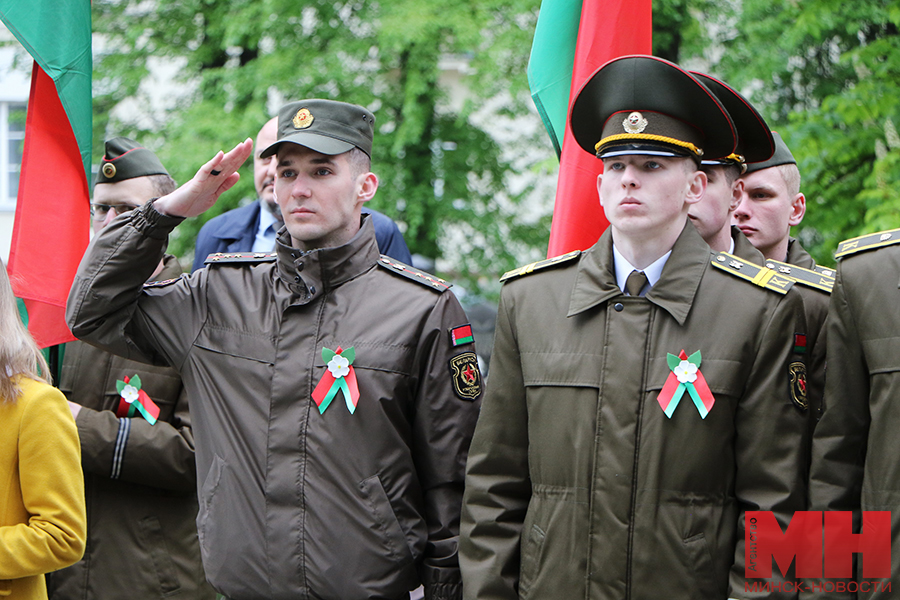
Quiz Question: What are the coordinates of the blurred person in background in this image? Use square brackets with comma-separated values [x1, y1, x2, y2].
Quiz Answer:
[0, 259, 86, 599]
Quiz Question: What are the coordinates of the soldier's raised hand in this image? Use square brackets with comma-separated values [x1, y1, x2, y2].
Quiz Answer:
[154, 138, 254, 218]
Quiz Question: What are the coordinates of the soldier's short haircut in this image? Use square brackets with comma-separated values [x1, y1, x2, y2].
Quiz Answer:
[147, 174, 178, 197]
[777, 163, 801, 197]
[347, 147, 371, 177]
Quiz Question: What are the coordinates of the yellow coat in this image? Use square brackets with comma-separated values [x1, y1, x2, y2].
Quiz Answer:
[0, 377, 86, 599]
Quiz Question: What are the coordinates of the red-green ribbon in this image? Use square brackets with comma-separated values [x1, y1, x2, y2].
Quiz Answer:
[115, 375, 160, 425]
[657, 350, 716, 419]
[311, 346, 360, 414]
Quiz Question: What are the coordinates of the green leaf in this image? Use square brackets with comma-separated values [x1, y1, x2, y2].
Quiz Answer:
[116, 379, 126, 394]
[322, 347, 336, 364]
[341, 346, 356, 365]
[688, 350, 701, 367]
[131, 374, 142, 390]
[667, 353, 681, 371]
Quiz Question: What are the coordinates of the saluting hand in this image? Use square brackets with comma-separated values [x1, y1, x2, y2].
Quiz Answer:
[153, 138, 254, 218]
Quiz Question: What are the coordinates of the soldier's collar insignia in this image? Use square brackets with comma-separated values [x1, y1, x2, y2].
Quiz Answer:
[657, 349, 716, 419]
[293, 108, 314, 129]
[623, 111, 649, 134]
[102, 163, 117, 178]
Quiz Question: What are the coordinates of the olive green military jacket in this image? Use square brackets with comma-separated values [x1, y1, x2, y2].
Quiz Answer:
[460, 223, 809, 600]
[49, 255, 214, 600]
[780, 239, 831, 426]
[808, 234, 900, 599]
[66, 204, 480, 600]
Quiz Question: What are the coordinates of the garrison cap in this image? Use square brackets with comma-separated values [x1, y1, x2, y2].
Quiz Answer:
[96, 137, 169, 184]
[690, 72, 775, 168]
[571, 55, 737, 161]
[743, 131, 796, 174]
[261, 99, 375, 159]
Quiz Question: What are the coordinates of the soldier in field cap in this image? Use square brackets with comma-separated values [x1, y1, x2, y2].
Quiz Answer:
[67, 100, 481, 600]
[49, 138, 216, 600]
[460, 55, 809, 600]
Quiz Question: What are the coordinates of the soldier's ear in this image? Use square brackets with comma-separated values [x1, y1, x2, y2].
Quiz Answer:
[788, 192, 806, 226]
[357, 172, 378, 203]
[684, 168, 707, 206]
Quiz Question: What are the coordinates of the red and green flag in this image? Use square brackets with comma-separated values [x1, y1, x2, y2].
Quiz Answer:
[1, 0, 92, 348]
[528, 0, 652, 257]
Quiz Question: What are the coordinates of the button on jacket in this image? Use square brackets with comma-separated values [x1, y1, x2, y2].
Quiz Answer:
[49, 254, 214, 600]
[67, 206, 480, 600]
[460, 223, 809, 600]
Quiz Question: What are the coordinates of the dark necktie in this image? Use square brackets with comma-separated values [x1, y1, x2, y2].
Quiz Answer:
[625, 270, 648, 296]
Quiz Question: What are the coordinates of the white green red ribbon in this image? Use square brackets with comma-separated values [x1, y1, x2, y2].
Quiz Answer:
[312, 346, 360, 414]
[657, 349, 716, 419]
[115, 375, 160, 425]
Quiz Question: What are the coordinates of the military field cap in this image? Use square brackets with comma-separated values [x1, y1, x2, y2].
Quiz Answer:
[743, 132, 796, 174]
[96, 137, 169, 184]
[261, 99, 375, 159]
[690, 72, 774, 168]
[570, 55, 737, 161]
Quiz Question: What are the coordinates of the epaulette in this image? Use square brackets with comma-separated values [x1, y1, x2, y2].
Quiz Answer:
[834, 228, 900, 259]
[814, 264, 836, 278]
[710, 252, 793, 295]
[377, 256, 452, 292]
[500, 250, 581, 283]
[204, 252, 277, 265]
[763, 258, 834, 294]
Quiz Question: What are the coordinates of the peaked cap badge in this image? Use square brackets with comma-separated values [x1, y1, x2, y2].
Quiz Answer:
[623, 111, 648, 134]
[293, 108, 314, 129]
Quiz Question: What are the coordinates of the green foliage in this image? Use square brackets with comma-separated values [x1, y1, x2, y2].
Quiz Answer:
[706, 0, 900, 265]
[91, 0, 550, 299]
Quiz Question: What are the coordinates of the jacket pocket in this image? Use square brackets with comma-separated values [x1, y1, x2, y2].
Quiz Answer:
[197, 455, 225, 559]
[518, 523, 546, 599]
[194, 325, 275, 364]
[683, 532, 719, 598]
[139, 516, 182, 595]
[864, 336, 900, 374]
[358, 474, 415, 565]
[646, 355, 745, 399]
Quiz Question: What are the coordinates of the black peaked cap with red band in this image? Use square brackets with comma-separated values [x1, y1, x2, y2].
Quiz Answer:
[570, 55, 737, 162]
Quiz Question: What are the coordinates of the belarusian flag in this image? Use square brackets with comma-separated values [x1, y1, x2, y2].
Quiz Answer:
[528, 0, 652, 257]
[0, 0, 92, 348]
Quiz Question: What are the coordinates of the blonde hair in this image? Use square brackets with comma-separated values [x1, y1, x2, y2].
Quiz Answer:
[0, 260, 50, 402]
[777, 163, 802, 197]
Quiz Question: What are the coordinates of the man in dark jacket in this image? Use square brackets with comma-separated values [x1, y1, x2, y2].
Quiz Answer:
[49, 138, 214, 600]
[191, 117, 412, 271]
[460, 55, 809, 600]
[67, 100, 480, 600]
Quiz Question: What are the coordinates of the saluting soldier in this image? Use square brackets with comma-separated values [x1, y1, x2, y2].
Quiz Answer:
[808, 229, 900, 599]
[67, 100, 481, 600]
[49, 138, 215, 600]
[686, 71, 773, 263]
[459, 55, 809, 600]
[736, 134, 833, 427]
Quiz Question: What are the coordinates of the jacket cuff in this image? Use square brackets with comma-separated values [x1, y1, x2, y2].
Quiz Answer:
[424, 581, 462, 600]
[134, 199, 184, 239]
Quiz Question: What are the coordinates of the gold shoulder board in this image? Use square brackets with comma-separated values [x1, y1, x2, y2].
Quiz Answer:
[835, 228, 900, 259]
[500, 250, 582, 283]
[764, 258, 834, 294]
[710, 252, 793, 295]
[205, 252, 277, 265]
[377, 256, 452, 292]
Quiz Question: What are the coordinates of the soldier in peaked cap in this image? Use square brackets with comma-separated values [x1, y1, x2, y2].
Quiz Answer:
[686, 72, 774, 261]
[49, 138, 217, 600]
[66, 100, 480, 600]
[460, 55, 809, 600]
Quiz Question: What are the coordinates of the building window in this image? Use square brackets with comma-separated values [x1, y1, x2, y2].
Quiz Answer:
[0, 101, 27, 212]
